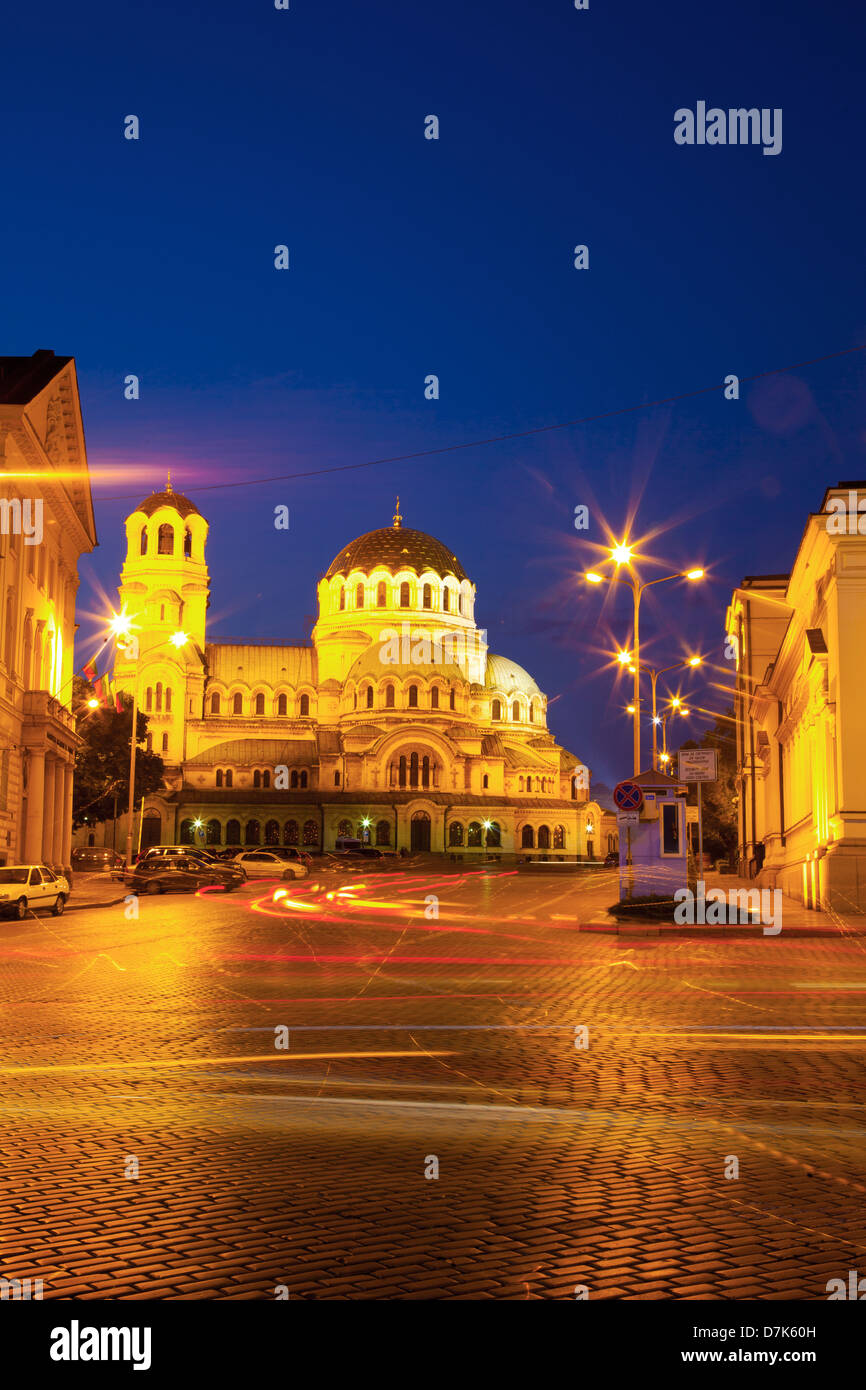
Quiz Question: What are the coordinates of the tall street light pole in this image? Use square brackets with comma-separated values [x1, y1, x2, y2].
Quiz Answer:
[587, 549, 704, 775]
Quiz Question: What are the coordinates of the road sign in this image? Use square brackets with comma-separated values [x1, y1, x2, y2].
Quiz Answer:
[677, 749, 718, 783]
[686, 805, 699, 824]
[613, 780, 643, 811]
[616, 810, 639, 826]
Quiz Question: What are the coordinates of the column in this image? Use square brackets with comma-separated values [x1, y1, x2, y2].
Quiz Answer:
[61, 763, 73, 866]
[51, 761, 65, 865]
[24, 749, 45, 863]
[42, 758, 57, 863]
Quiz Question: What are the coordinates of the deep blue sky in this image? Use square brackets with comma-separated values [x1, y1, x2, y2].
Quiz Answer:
[4, 0, 865, 787]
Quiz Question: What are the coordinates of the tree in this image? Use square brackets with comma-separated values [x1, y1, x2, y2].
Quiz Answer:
[72, 677, 165, 828]
[674, 707, 738, 860]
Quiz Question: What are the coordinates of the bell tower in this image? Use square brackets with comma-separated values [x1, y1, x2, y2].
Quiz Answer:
[112, 478, 209, 766]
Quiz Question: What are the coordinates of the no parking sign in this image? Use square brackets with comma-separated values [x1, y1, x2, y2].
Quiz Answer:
[613, 780, 643, 812]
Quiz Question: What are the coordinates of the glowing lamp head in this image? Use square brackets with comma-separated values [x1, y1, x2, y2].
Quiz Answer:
[169, 630, 189, 649]
[686, 568, 704, 581]
[688, 655, 702, 666]
[87, 698, 100, 709]
[585, 571, 604, 585]
[670, 697, 681, 709]
[616, 650, 631, 666]
[482, 820, 492, 830]
[659, 752, 670, 764]
[610, 543, 632, 567]
[361, 817, 371, 828]
[192, 818, 203, 830]
[652, 716, 661, 726]
[627, 704, 636, 714]
[108, 608, 133, 638]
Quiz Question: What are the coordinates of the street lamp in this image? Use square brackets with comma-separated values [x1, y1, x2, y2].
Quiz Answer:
[585, 543, 704, 774]
[118, 617, 190, 871]
[615, 651, 703, 768]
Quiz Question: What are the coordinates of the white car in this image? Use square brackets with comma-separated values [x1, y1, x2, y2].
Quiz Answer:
[230, 850, 308, 879]
[0, 864, 70, 919]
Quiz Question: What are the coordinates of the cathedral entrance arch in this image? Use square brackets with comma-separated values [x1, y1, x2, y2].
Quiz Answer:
[410, 811, 431, 852]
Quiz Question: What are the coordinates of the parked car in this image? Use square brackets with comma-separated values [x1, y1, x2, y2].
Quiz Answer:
[230, 851, 308, 879]
[262, 846, 314, 868]
[0, 864, 70, 918]
[126, 857, 245, 896]
[603, 851, 620, 868]
[71, 846, 124, 873]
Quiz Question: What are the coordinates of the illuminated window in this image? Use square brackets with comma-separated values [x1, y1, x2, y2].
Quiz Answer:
[553, 825, 565, 850]
[157, 524, 174, 555]
[265, 819, 280, 846]
[356, 583, 364, 608]
[245, 819, 261, 845]
[284, 819, 299, 845]
[468, 821, 482, 847]
[486, 821, 501, 847]
[302, 819, 318, 846]
[377, 581, 387, 607]
[422, 584, 432, 609]
[299, 693, 310, 717]
[400, 582, 410, 607]
[449, 822, 464, 846]
[207, 819, 221, 845]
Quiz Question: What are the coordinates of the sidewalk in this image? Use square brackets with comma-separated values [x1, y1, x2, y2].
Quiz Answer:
[66, 871, 129, 913]
[585, 870, 864, 938]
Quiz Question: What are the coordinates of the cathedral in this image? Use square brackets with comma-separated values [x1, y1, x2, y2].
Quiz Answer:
[100, 486, 601, 859]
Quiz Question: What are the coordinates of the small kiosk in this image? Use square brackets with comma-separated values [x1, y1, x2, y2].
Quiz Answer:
[614, 769, 689, 900]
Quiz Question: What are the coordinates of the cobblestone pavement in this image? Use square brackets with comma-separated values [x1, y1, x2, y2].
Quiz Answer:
[1, 865, 865, 1299]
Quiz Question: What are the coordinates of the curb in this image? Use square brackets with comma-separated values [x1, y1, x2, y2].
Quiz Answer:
[583, 914, 865, 938]
[66, 896, 129, 913]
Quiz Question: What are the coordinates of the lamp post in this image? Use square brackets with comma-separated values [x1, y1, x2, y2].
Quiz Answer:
[587, 550, 703, 775]
[111, 614, 190, 872]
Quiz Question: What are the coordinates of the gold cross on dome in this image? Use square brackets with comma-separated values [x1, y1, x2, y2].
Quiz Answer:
[393, 496, 402, 528]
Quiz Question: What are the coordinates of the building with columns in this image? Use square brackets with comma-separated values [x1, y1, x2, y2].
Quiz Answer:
[727, 481, 866, 912]
[91, 490, 600, 859]
[0, 351, 97, 867]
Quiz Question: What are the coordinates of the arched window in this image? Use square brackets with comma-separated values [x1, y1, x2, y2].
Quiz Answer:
[210, 692, 221, 714]
[398, 754, 407, 788]
[284, 819, 299, 845]
[265, 819, 280, 846]
[449, 688, 455, 710]
[486, 821, 501, 847]
[467, 821, 482, 847]
[537, 825, 551, 850]
[146, 687, 153, 712]
[299, 693, 309, 717]
[157, 524, 174, 555]
[400, 582, 410, 607]
[226, 818, 241, 844]
[356, 583, 364, 608]
[366, 685, 374, 709]
[140, 527, 148, 556]
[553, 825, 565, 849]
[521, 825, 534, 848]
[385, 685, 395, 708]
[160, 604, 165, 622]
[422, 583, 432, 609]
[255, 693, 265, 715]
[482, 773, 489, 789]
[179, 818, 194, 844]
[530, 703, 537, 724]
[216, 769, 223, 787]
[431, 687, 439, 709]
[155, 682, 163, 712]
[526, 776, 532, 792]
[492, 699, 501, 721]
[422, 755, 430, 788]
[290, 770, 298, 788]
[333, 770, 340, 786]
[277, 694, 288, 716]
[225, 769, 233, 788]
[449, 822, 464, 847]
[253, 770, 261, 788]
[458, 592, 464, 615]
[512, 701, 520, 721]
[184, 528, 192, 558]
[337, 819, 352, 838]
[207, 819, 221, 845]
[232, 693, 243, 715]
[377, 580, 387, 607]
[339, 587, 346, 610]
[408, 685, 418, 708]
[442, 587, 450, 613]
[519, 776, 524, 792]
[303, 819, 318, 846]
[245, 819, 261, 845]
[408, 752, 418, 788]
[165, 687, 172, 712]
[262, 769, 271, 789]
[375, 819, 390, 845]
[162, 733, 169, 752]
[299, 770, 308, 789]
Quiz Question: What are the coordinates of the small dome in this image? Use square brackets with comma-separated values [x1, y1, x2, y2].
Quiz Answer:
[134, 489, 202, 521]
[326, 526, 467, 581]
[485, 653, 542, 698]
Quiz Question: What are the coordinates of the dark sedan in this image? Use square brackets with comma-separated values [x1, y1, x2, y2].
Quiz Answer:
[125, 856, 245, 896]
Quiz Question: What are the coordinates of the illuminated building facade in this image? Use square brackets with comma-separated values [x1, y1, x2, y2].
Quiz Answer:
[100, 491, 599, 857]
[0, 351, 96, 866]
[727, 481, 866, 911]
